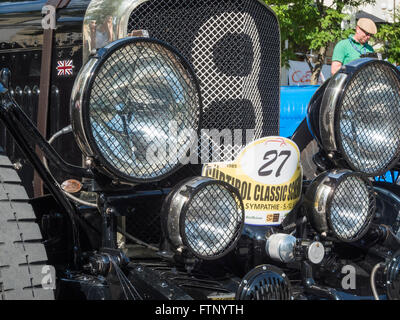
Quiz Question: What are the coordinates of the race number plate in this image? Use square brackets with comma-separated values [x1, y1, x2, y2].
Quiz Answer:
[202, 137, 302, 226]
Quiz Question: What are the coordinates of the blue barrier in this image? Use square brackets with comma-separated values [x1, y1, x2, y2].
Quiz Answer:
[279, 85, 319, 137]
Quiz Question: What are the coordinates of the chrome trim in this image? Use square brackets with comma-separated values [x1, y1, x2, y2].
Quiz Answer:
[310, 169, 352, 235]
[265, 233, 296, 263]
[83, 0, 147, 63]
[310, 169, 374, 241]
[70, 57, 98, 157]
[319, 72, 347, 152]
[167, 183, 188, 248]
[166, 177, 218, 249]
[314, 183, 331, 216]
[307, 241, 324, 264]
[117, 0, 149, 39]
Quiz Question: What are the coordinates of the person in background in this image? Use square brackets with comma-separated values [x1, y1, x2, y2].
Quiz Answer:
[331, 18, 377, 75]
[85, 20, 97, 52]
[96, 15, 114, 49]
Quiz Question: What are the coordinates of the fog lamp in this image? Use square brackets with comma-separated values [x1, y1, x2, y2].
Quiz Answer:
[161, 177, 244, 260]
[307, 59, 400, 176]
[305, 169, 375, 242]
[71, 37, 201, 183]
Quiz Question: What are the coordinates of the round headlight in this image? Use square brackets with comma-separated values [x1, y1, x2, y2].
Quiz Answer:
[307, 59, 400, 176]
[71, 37, 201, 183]
[161, 176, 244, 260]
[305, 169, 375, 242]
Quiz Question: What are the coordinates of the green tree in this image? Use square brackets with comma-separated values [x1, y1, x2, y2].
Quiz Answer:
[264, 0, 376, 84]
[375, 9, 400, 65]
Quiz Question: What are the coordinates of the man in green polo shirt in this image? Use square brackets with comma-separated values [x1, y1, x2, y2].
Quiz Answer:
[331, 18, 377, 75]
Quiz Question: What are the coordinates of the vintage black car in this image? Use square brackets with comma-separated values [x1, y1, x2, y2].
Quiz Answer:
[0, 0, 399, 300]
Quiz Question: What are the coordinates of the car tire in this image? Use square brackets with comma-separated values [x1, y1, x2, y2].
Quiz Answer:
[0, 152, 54, 300]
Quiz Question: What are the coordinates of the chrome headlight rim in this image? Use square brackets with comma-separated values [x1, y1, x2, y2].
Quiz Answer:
[71, 37, 202, 184]
[162, 176, 245, 260]
[334, 59, 400, 177]
[180, 178, 244, 260]
[306, 77, 331, 147]
[310, 58, 400, 177]
[325, 171, 375, 242]
[306, 169, 376, 242]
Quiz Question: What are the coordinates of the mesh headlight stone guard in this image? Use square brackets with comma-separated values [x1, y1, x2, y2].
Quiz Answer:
[305, 169, 376, 242]
[161, 176, 245, 260]
[307, 59, 400, 176]
[71, 37, 202, 183]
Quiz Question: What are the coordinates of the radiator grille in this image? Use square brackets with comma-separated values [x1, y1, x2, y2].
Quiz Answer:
[128, 0, 280, 160]
[126, 0, 280, 245]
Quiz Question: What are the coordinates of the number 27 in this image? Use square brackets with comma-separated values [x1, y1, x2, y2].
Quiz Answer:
[258, 150, 291, 177]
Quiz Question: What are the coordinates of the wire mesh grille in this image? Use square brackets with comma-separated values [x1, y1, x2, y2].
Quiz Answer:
[128, 0, 280, 162]
[125, 196, 164, 245]
[183, 183, 243, 257]
[329, 175, 375, 241]
[88, 40, 200, 180]
[338, 62, 400, 175]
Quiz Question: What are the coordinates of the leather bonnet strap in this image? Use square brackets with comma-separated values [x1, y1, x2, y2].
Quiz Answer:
[35, 0, 72, 197]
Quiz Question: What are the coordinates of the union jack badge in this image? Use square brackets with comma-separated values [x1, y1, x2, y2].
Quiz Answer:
[56, 60, 74, 76]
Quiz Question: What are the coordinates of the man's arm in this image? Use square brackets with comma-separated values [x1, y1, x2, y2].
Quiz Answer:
[331, 61, 342, 75]
[331, 40, 345, 76]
